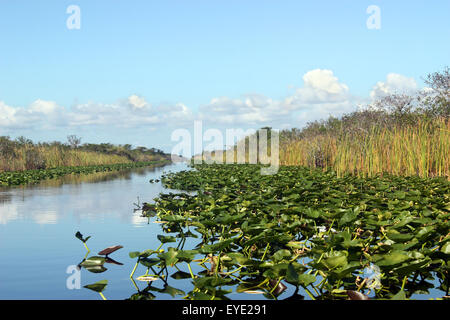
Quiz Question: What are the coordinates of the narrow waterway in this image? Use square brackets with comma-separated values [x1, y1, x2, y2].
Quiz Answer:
[0, 162, 190, 299]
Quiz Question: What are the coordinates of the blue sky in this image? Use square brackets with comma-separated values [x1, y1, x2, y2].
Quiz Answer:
[0, 1, 449, 152]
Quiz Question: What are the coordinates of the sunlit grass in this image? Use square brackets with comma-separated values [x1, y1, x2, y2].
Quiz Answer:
[0, 146, 131, 172]
[280, 118, 449, 178]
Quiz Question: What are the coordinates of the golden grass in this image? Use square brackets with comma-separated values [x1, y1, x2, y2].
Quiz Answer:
[280, 118, 449, 178]
[0, 146, 132, 172]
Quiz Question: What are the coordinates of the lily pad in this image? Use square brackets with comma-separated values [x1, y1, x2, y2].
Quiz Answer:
[84, 280, 108, 293]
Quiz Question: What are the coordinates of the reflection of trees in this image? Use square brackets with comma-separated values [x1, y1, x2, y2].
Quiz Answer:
[0, 192, 12, 204]
[0, 165, 164, 205]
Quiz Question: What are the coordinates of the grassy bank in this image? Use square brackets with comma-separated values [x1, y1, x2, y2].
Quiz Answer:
[0, 160, 170, 186]
[280, 118, 449, 178]
[202, 68, 449, 178]
[0, 136, 170, 172]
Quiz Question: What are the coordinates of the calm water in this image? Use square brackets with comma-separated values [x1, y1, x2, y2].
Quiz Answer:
[0, 162, 273, 300]
[0, 162, 199, 300]
[0, 163, 443, 300]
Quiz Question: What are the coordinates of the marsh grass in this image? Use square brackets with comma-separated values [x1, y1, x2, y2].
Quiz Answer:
[280, 118, 449, 178]
[198, 68, 449, 178]
[0, 145, 131, 172]
[0, 138, 169, 173]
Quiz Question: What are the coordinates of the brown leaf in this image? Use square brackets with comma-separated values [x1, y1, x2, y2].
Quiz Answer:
[346, 290, 370, 300]
[98, 245, 123, 256]
[269, 279, 287, 295]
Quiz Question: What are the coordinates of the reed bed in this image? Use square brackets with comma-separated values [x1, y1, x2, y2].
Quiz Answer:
[280, 118, 449, 178]
[0, 146, 131, 172]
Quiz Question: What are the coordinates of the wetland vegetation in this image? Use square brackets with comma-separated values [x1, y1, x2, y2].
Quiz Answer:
[78, 69, 449, 300]
[94, 164, 448, 300]
[209, 68, 450, 178]
[0, 136, 172, 186]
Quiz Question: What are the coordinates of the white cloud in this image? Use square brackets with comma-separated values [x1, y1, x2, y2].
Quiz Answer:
[29, 99, 62, 115]
[0, 70, 421, 137]
[198, 69, 355, 127]
[128, 94, 149, 110]
[0, 95, 194, 134]
[294, 69, 350, 103]
[0, 101, 17, 127]
[370, 73, 418, 100]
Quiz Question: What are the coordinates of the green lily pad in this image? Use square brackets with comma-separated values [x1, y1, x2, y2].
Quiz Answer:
[84, 280, 108, 293]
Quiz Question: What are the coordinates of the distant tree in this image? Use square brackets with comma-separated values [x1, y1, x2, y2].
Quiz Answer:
[15, 136, 33, 147]
[420, 67, 450, 118]
[0, 136, 16, 159]
[67, 135, 82, 149]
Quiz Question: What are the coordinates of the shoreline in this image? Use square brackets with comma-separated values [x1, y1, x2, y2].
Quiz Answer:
[0, 159, 172, 187]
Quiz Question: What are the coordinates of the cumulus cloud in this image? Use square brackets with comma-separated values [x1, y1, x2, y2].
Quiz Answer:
[0, 99, 67, 129]
[294, 69, 350, 103]
[0, 101, 17, 127]
[198, 69, 355, 127]
[29, 99, 63, 115]
[127, 94, 149, 110]
[370, 73, 418, 100]
[199, 94, 282, 125]
[0, 70, 421, 137]
[0, 95, 193, 134]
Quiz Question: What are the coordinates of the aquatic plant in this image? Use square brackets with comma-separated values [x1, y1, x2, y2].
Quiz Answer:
[84, 280, 108, 300]
[0, 160, 169, 186]
[128, 164, 449, 300]
[75, 231, 91, 252]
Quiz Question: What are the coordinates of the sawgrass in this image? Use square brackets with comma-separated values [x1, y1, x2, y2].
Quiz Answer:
[0, 146, 131, 172]
[280, 118, 449, 178]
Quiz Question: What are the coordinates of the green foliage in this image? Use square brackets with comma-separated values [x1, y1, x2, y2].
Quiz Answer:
[0, 135, 172, 173]
[0, 160, 169, 186]
[124, 163, 449, 300]
[83, 280, 108, 293]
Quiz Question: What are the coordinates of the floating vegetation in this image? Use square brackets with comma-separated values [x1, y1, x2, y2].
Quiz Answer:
[74, 233, 124, 299]
[98, 245, 123, 257]
[0, 160, 169, 186]
[84, 280, 108, 300]
[75, 231, 91, 252]
[125, 164, 449, 300]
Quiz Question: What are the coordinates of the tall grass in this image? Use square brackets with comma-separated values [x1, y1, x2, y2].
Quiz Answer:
[0, 145, 131, 172]
[0, 136, 171, 173]
[195, 118, 449, 178]
[280, 118, 449, 178]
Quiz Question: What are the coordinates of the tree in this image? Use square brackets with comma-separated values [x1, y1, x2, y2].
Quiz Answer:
[420, 67, 450, 118]
[67, 135, 82, 149]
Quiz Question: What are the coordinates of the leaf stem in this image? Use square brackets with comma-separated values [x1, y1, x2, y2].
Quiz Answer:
[261, 243, 270, 261]
[187, 262, 195, 279]
[130, 259, 139, 278]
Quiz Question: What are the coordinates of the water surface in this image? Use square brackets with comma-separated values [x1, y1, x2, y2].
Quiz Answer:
[0, 163, 191, 300]
[0, 163, 443, 300]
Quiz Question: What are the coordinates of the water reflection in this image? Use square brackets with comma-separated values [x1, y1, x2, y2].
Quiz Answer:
[0, 162, 192, 300]
[0, 163, 182, 226]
